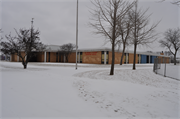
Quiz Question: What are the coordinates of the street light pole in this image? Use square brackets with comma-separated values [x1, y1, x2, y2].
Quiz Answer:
[75, 0, 78, 70]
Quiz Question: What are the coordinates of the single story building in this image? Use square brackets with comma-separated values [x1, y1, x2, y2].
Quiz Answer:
[10, 45, 170, 64]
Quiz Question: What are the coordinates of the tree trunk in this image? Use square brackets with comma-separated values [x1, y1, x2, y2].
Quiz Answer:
[120, 45, 125, 65]
[21, 59, 27, 69]
[133, 43, 137, 70]
[110, 41, 115, 75]
[22, 61, 27, 69]
[174, 53, 176, 65]
[23, 64, 27, 69]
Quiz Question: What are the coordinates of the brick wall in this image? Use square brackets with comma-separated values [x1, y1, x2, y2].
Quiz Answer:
[108, 52, 124, 64]
[36, 52, 44, 62]
[68, 52, 76, 63]
[158, 57, 170, 63]
[82, 51, 101, 64]
[129, 53, 138, 64]
[50, 52, 56, 62]
[11, 54, 18, 62]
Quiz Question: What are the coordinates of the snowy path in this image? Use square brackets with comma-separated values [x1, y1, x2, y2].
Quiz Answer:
[0, 62, 179, 119]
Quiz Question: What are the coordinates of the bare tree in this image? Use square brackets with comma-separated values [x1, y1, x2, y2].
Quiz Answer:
[118, 11, 132, 65]
[0, 19, 46, 69]
[164, 51, 172, 56]
[58, 43, 75, 62]
[0, 29, 2, 41]
[90, 0, 135, 75]
[129, 1, 159, 70]
[159, 28, 180, 65]
[158, 0, 180, 5]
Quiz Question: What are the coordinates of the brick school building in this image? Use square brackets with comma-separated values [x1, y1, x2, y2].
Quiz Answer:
[10, 45, 170, 64]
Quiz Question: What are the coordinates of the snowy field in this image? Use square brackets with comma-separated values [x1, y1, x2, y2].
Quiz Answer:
[0, 62, 180, 119]
[156, 63, 180, 80]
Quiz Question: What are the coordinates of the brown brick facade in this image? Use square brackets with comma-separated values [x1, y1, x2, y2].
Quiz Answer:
[68, 52, 76, 63]
[129, 53, 138, 64]
[10, 51, 170, 64]
[108, 52, 123, 64]
[11, 54, 18, 62]
[36, 52, 44, 62]
[158, 56, 170, 63]
[82, 51, 101, 64]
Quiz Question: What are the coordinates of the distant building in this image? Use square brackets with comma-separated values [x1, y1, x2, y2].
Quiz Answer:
[10, 45, 170, 64]
[0, 54, 10, 61]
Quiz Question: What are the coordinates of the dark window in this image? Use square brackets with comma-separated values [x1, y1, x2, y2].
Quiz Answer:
[150, 56, 157, 63]
[58, 53, 61, 62]
[56, 52, 58, 62]
[28, 52, 37, 62]
[124, 53, 126, 64]
[106, 51, 109, 64]
[59, 53, 61, 62]
[48, 52, 50, 62]
[147, 55, 149, 63]
[80, 52, 82, 63]
[101, 51, 104, 64]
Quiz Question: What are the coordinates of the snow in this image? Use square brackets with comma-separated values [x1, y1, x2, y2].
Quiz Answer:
[0, 62, 180, 119]
[156, 63, 180, 80]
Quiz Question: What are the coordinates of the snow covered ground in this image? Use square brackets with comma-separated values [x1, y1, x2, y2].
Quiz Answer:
[156, 63, 180, 80]
[0, 62, 180, 119]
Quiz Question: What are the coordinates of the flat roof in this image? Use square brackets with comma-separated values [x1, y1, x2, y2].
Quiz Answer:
[46, 45, 169, 57]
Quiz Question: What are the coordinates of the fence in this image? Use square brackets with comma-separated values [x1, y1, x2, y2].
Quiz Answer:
[153, 58, 180, 80]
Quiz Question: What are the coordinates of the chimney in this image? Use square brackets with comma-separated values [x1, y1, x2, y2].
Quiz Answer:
[160, 51, 164, 55]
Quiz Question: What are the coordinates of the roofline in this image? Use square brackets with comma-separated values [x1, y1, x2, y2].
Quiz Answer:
[44, 46, 169, 58]
[71, 48, 170, 57]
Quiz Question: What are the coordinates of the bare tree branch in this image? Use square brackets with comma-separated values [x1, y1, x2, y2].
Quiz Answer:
[0, 21, 46, 69]
[0, 29, 3, 41]
[157, 0, 180, 5]
[89, 0, 135, 75]
[117, 11, 133, 65]
[58, 43, 76, 62]
[159, 28, 180, 65]
[129, 0, 160, 70]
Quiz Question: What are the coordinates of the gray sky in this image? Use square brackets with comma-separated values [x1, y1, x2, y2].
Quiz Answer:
[0, 0, 179, 53]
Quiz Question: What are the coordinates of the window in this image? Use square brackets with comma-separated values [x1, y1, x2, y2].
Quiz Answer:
[77, 52, 82, 63]
[48, 52, 50, 62]
[106, 51, 109, 64]
[141, 55, 147, 64]
[77, 52, 79, 63]
[56, 52, 58, 62]
[101, 51, 104, 64]
[138, 54, 141, 63]
[124, 53, 126, 64]
[80, 52, 82, 63]
[127, 53, 129, 64]
[147, 55, 149, 63]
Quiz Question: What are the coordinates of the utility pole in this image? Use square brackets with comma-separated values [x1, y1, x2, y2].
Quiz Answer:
[31, 18, 34, 27]
[75, 0, 78, 70]
[26, 18, 34, 62]
[30, 18, 34, 43]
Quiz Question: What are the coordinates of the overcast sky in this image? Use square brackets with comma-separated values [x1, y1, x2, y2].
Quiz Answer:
[0, 0, 179, 53]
